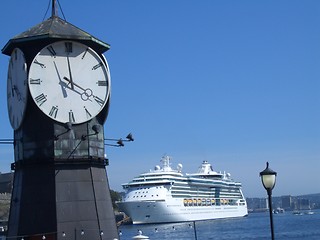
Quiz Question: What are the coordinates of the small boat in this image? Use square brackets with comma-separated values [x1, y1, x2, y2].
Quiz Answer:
[305, 211, 314, 215]
[293, 210, 303, 215]
[132, 230, 149, 239]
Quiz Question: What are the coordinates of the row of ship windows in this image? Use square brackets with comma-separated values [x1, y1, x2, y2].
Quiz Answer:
[133, 186, 239, 194]
[130, 194, 159, 198]
[133, 186, 165, 195]
[132, 178, 239, 186]
[171, 191, 242, 197]
[127, 191, 159, 199]
[172, 186, 241, 193]
[174, 195, 242, 200]
[194, 190, 240, 194]
[183, 198, 239, 207]
[135, 186, 164, 191]
[126, 186, 167, 199]
[132, 186, 240, 194]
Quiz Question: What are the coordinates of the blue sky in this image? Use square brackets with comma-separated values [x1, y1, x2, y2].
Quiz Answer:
[0, 1, 319, 198]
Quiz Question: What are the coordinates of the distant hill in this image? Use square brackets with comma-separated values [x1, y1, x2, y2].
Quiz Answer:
[298, 193, 320, 198]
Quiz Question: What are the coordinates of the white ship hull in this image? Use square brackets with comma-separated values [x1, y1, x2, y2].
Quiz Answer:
[117, 199, 248, 224]
[117, 156, 248, 224]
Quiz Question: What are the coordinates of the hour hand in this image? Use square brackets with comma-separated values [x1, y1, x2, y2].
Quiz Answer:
[63, 77, 85, 91]
[63, 77, 93, 101]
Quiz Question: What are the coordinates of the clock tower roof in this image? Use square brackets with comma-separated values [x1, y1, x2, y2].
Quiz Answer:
[2, 16, 110, 56]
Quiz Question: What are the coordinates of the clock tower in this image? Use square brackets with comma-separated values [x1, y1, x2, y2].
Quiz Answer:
[2, 4, 118, 240]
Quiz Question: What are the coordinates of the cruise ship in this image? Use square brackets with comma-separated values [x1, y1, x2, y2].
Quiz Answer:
[117, 156, 248, 224]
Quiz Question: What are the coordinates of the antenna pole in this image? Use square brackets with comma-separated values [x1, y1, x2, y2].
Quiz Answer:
[52, 0, 57, 17]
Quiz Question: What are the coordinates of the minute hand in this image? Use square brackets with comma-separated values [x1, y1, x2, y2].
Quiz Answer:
[66, 55, 74, 90]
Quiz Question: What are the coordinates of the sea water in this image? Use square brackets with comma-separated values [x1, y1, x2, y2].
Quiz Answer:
[118, 210, 320, 239]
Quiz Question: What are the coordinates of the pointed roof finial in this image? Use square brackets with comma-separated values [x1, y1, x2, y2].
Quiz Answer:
[52, 0, 58, 17]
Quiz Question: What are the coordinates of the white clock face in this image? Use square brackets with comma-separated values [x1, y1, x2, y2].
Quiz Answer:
[28, 41, 110, 124]
[7, 48, 28, 130]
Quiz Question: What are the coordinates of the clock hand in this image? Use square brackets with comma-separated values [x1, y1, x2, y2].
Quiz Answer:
[63, 77, 93, 101]
[63, 77, 86, 91]
[66, 55, 74, 90]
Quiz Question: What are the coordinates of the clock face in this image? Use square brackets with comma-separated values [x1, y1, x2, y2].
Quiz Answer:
[28, 41, 110, 124]
[7, 48, 28, 130]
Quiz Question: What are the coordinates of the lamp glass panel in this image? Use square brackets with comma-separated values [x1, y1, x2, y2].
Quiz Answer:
[262, 174, 276, 189]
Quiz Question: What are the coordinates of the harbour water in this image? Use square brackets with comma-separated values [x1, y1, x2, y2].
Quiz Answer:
[118, 210, 320, 239]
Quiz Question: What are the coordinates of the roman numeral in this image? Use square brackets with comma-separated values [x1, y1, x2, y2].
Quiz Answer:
[49, 106, 58, 118]
[93, 96, 105, 106]
[34, 59, 46, 68]
[82, 48, 89, 59]
[69, 111, 75, 123]
[65, 42, 73, 53]
[29, 78, 41, 85]
[34, 93, 47, 106]
[47, 46, 56, 57]
[97, 80, 107, 86]
[92, 62, 103, 70]
[84, 107, 92, 118]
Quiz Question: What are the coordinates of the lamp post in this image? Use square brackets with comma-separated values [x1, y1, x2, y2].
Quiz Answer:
[260, 162, 277, 240]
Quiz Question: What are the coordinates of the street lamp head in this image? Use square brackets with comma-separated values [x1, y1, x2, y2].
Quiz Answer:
[260, 162, 277, 191]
